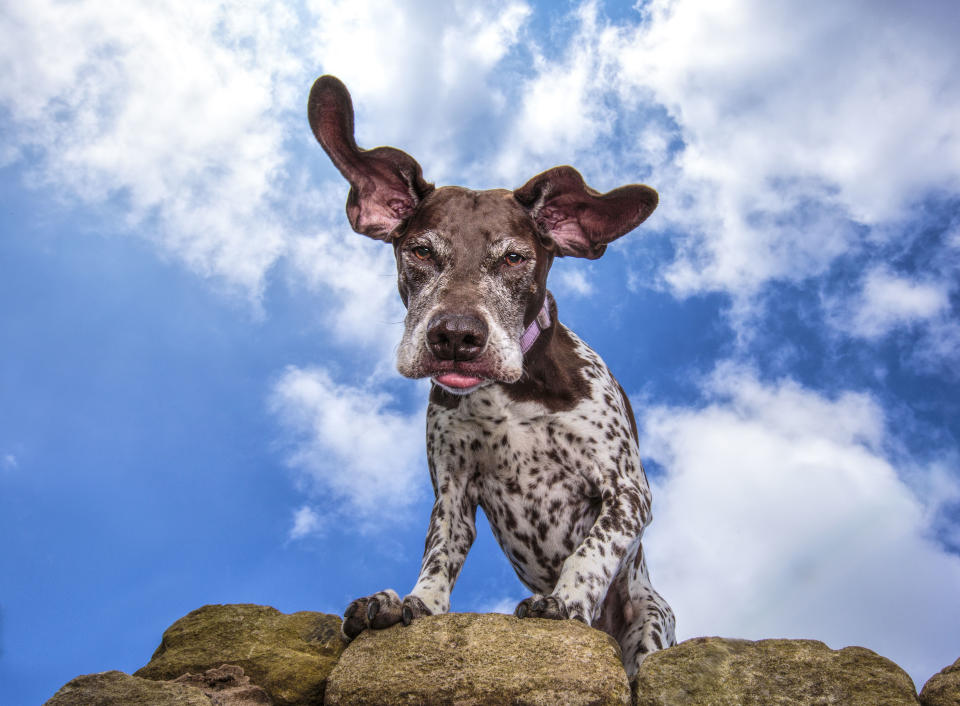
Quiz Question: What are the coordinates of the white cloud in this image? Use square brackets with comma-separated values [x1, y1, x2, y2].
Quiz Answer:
[491, 1, 960, 299]
[5, 0, 957, 325]
[0, 0, 302, 298]
[615, 0, 960, 296]
[2, 454, 17, 470]
[308, 0, 530, 183]
[473, 595, 522, 615]
[820, 261, 959, 373]
[552, 266, 595, 298]
[0, 0, 531, 303]
[911, 319, 960, 377]
[289, 505, 324, 540]
[290, 219, 407, 369]
[846, 267, 951, 340]
[268, 366, 427, 524]
[639, 364, 960, 686]
[489, 3, 618, 186]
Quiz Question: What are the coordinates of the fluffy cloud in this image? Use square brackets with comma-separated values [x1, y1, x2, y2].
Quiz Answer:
[639, 363, 960, 685]
[289, 505, 324, 540]
[307, 0, 531, 183]
[268, 366, 427, 524]
[0, 0, 302, 297]
[821, 232, 960, 373]
[844, 267, 951, 340]
[493, 1, 960, 299]
[290, 210, 408, 367]
[0, 0, 532, 302]
[474, 595, 524, 615]
[551, 266, 595, 298]
[489, 3, 619, 186]
[621, 0, 960, 295]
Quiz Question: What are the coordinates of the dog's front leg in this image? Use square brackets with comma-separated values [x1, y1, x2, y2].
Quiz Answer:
[517, 475, 651, 625]
[341, 457, 477, 640]
[407, 457, 479, 616]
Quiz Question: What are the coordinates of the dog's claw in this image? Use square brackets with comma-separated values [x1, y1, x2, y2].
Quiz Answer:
[516, 594, 570, 621]
[402, 605, 413, 626]
[344, 603, 357, 620]
[367, 599, 380, 621]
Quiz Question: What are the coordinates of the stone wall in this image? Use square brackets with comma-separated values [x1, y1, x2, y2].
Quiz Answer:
[45, 604, 959, 705]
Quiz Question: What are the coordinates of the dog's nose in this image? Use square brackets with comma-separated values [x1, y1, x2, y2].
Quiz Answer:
[426, 313, 488, 361]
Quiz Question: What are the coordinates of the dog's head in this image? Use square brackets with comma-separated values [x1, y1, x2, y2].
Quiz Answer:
[308, 75, 657, 394]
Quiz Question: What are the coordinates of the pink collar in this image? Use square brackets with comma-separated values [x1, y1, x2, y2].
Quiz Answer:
[520, 300, 551, 353]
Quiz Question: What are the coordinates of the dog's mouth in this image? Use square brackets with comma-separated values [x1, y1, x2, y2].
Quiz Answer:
[425, 361, 490, 394]
[431, 371, 487, 394]
[399, 335, 525, 393]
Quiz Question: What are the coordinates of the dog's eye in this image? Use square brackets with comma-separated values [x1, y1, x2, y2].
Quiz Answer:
[412, 246, 433, 261]
[503, 252, 526, 266]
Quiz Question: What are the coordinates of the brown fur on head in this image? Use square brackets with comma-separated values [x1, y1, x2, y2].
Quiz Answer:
[308, 75, 658, 389]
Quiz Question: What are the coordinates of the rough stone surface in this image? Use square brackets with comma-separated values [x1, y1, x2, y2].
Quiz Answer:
[921, 656, 960, 706]
[48, 605, 951, 706]
[45, 670, 212, 705]
[173, 664, 273, 705]
[632, 637, 920, 706]
[324, 612, 631, 706]
[135, 604, 345, 706]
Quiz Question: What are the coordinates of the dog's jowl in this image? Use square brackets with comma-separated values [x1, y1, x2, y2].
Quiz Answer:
[308, 75, 676, 677]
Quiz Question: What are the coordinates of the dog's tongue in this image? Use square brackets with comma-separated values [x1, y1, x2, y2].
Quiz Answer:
[433, 372, 484, 389]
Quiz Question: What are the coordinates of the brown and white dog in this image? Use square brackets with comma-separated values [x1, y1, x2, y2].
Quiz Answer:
[308, 75, 675, 677]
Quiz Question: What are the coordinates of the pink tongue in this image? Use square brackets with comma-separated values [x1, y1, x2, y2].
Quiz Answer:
[434, 372, 483, 389]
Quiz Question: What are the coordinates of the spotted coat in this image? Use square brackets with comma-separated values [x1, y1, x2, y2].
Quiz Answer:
[411, 324, 675, 676]
[308, 74, 676, 678]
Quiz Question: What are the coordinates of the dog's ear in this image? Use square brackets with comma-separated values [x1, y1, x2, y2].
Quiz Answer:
[513, 166, 658, 259]
[308, 75, 434, 241]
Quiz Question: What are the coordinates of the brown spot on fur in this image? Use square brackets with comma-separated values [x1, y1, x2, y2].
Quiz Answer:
[430, 384, 462, 409]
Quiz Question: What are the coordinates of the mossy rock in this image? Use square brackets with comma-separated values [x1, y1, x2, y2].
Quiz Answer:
[920, 656, 960, 706]
[324, 612, 630, 705]
[45, 671, 211, 705]
[135, 604, 345, 706]
[632, 637, 919, 706]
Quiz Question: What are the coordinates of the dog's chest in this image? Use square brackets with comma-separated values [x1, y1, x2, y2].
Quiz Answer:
[426, 365, 634, 591]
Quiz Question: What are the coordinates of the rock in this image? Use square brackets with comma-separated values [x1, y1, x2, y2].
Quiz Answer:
[324, 612, 631, 706]
[921, 656, 960, 706]
[632, 637, 919, 706]
[135, 604, 345, 706]
[45, 670, 212, 705]
[173, 664, 273, 705]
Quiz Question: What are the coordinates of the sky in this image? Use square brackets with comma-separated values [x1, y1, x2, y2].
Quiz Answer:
[1, 0, 959, 702]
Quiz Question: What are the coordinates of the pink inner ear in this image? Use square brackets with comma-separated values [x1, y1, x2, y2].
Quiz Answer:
[347, 187, 415, 239]
[389, 198, 414, 218]
[540, 206, 592, 256]
[514, 166, 658, 259]
[309, 76, 434, 241]
[547, 220, 591, 255]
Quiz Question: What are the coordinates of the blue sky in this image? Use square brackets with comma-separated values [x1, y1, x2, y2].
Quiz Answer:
[2, 1, 959, 702]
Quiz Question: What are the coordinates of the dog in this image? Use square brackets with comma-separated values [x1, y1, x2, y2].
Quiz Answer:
[307, 75, 676, 677]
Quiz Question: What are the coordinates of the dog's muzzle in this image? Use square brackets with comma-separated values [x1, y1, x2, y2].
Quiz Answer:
[430, 301, 550, 394]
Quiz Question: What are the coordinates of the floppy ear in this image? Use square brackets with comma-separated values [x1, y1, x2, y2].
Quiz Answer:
[308, 75, 434, 240]
[513, 166, 658, 259]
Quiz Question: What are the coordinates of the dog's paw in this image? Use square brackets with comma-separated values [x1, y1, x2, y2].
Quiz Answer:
[514, 594, 573, 621]
[341, 590, 432, 641]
